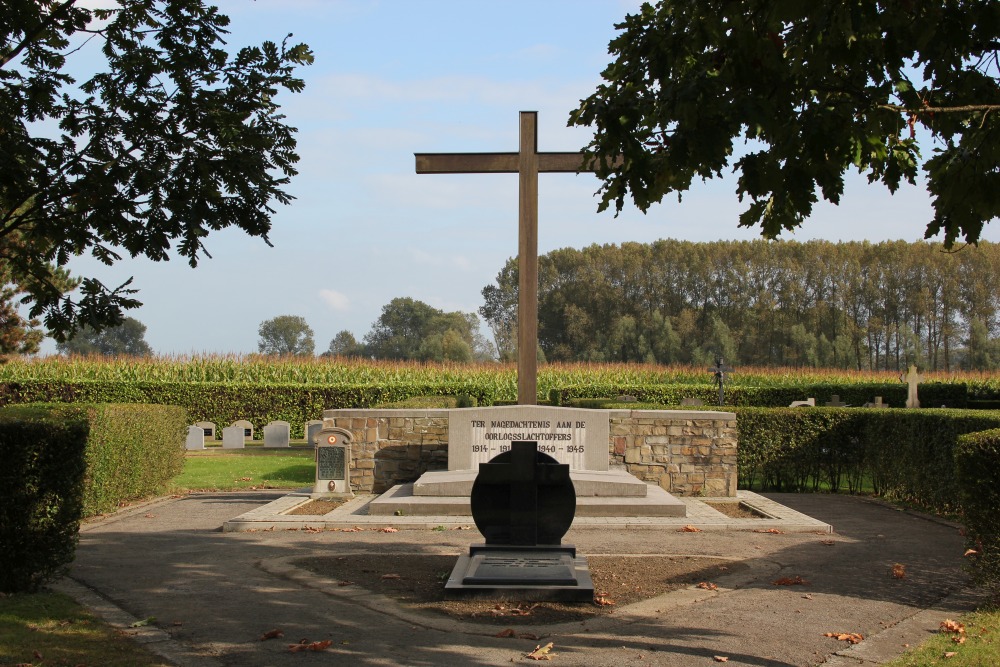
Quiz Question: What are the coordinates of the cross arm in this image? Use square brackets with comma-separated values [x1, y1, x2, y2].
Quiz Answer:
[415, 152, 606, 174]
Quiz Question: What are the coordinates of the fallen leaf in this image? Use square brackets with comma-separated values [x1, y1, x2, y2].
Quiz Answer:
[892, 563, 907, 579]
[714, 657, 729, 663]
[823, 632, 864, 644]
[337, 580, 353, 586]
[696, 582, 719, 590]
[495, 628, 515, 638]
[143, 513, 156, 518]
[303, 526, 322, 533]
[944, 651, 957, 658]
[802, 594, 814, 600]
[754, 528, 784, 534]
[594, 594, 616, 606]
[526, 642, 556, 660]
[940, 620, 966, 634]
[260, 629, 284, 641]
[237, 477, 252, 481]
[679, 525, 702, 532]
[288, 640, 332, 652]
[821, 540, 835, 546]
[952, 635, 966, 644]
[964, 548, 979, 557]
[772, 576, 809, 586]
[129, 617, 155, 628]
[381, 573, 401, 580]
[453, 525, 472, 530]
[378, 527, 399, 533]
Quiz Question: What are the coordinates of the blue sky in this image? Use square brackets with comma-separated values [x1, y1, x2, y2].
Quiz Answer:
[44, 0, 1000, 355]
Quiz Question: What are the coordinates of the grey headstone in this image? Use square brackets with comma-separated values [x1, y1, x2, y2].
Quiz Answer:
[312, 427, 353, 497]
[263, 421, 290, 448]
[305, 420, 323, 445]
[789, 398, 816, 408]
[186, 425, 205, 450]
[221, 425, 246, 449]
[194, 421, 216, 440]
[231, 420, 254, 440]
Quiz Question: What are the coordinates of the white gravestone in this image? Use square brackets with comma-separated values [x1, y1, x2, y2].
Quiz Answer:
[221, 425, 246, 449]
[231, 420, 254, 440]
[448, 406, 609, 471]
[901, 365, 923, 408]
[185, 425, 205, 450]
[313, 427, 353, 497]
[263, 421, 290, 448]
[304, 420, 323, 445]
[194, 421, 216, 440]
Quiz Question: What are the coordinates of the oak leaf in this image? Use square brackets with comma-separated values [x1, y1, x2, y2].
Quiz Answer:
[940, 619, 966, 634]
[823, 632, 863, 644]
[526, 642, 556, 660]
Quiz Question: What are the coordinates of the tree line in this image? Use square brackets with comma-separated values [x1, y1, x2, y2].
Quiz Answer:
[480, 239, 1000, 371]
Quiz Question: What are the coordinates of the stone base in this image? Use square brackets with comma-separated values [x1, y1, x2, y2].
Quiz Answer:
[368, 482, 687, 517]
[414, 468, 650, 497]
[444, 544, 594, 601]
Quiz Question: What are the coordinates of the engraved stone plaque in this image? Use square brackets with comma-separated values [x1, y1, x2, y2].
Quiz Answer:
[317, 446, 345, 480]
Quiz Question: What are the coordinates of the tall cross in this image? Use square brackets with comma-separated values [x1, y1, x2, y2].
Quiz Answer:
[416, 111, 603, 405]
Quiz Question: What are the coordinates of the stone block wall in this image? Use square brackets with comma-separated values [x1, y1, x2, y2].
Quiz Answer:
[324, 408, 737, 497]
[610, 411, 738, 496]
[326, 410, 449, 493]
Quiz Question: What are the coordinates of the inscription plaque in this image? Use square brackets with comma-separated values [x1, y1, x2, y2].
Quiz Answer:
[318, 446, 346, 480]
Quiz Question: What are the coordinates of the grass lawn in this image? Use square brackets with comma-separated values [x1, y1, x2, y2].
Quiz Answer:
[0, 590, 171, 667]
[168, 448, 315, 491]
[883, 607, 1000, 666]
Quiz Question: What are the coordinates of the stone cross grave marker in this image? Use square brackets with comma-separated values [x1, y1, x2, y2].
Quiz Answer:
[445, 441, 594, 601]
[825, 395, 848, 407]
[901, 365, 923, 408]
[313, 427, 353, 497]
[707, 358, 734, 405]
[185, 425, 205, 450]
[416, 111, 614, 405]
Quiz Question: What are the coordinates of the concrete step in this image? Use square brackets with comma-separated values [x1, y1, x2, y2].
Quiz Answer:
[368, 483, 687, 517]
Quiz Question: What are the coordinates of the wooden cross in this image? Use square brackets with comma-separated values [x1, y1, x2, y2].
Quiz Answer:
[416, 111, 604, 405]
[901, 365, 923, 408]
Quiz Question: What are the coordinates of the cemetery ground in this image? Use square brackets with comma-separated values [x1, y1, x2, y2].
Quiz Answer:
[1, 485, 993, 666]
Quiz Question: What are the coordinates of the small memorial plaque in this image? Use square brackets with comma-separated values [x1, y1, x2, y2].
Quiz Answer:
[463, 552, 577, 586]
[318, 446, 346, 480]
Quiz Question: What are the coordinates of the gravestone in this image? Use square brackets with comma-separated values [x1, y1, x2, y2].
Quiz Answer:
[824, 395, 848, 407]
[680, 397, 705, 407]
[707, 358, 734, 405]
[221, 425, 246, 449]
[263, 421, 290, 448]
[231, 420, 254, 440]
[304, 420, 323, 445]
[864, 396, 890, 409]
[789, 398, 816, 408]
[312, 427, 353, 498]
[901, 365, 923, 408]
[195, 421, 216, 440]
[445, 441, 594, 601]
[185, 425, 205, 450]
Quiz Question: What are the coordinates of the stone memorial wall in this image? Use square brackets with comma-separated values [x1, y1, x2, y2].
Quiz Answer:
[323, 408, 737, 497]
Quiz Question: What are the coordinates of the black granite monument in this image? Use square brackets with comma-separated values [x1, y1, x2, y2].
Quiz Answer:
[444, 441, 595, 601]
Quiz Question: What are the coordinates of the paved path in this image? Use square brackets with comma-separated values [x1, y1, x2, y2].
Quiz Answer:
[57, 492, 983, 666]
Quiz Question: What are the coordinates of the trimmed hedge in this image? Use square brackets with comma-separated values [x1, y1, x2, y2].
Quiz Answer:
[549, 382, 968, 409]
[0, 380, 503, 437]
[2, 403, 188, 517]
[0, 406, 89, 592]
[956, 429, 1000, 598]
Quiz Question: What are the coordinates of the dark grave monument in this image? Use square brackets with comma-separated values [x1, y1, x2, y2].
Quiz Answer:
[707, 357, 734, 406]
[445, 441, 594, 601]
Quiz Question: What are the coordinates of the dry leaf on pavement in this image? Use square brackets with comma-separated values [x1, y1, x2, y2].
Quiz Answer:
[754, 528, 784, 534]
[378, 527, 399, 533]
[288, 640, 332, 652]
[679, 525, 702, 532]
[697, 582, 718, 590]
[594, 594, 616, 606]
[772, 576, 809, 586]
[714, 657, 729, 663]
[259, 629, 284, 641]
[380, 573, 401, 580]
[495, 628, 515, 638]
[891, 563, 907, 579]
[526, 642, 556, 660]
[823, 632, 864, 644]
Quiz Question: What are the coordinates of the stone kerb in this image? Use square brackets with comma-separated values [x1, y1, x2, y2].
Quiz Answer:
[610, 410, 738, 497]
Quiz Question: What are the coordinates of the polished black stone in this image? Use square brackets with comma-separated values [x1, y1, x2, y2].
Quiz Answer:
[469, 441, 575, 546]
[462, 551, 576, 586]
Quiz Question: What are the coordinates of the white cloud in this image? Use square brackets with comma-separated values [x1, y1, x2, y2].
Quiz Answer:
[319, 289, 351, 312]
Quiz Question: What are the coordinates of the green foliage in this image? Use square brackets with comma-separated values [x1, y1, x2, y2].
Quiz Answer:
[363, 297, 490, 362]
[571, 0, 1000, 247]
[172, 450, 314, 491]
[0, 406, 88, 592]
[257, 315, 315, 356]
[1, 1, 313, 338]
[56, 317, 153, 356]
[325, 330, 365, 358]
[482, 240, 1000, 371]
[956, 428, 1000, 597]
